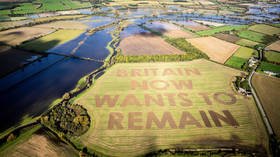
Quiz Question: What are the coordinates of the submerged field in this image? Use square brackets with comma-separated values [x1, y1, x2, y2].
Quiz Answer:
[73, 59, 267, 156]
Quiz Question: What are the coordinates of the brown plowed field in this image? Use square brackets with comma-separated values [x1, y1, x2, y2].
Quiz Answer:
[214, 33, 241, 43]
[119, 33, 185, 55]
[252, 73, 280, 137]
[266, 40, 280, 52]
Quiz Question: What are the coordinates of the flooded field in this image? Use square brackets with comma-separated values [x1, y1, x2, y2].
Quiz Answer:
[0, 2, 279, 133]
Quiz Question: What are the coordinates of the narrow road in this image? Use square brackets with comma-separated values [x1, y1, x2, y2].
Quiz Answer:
[248, 68, 274, 135]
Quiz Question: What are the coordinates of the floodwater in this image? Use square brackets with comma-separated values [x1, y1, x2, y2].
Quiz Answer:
[0, 26, 114, 131]
[1, 3, 280, 131]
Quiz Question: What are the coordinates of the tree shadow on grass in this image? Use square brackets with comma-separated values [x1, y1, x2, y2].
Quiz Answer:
[19, 39, 61, 53]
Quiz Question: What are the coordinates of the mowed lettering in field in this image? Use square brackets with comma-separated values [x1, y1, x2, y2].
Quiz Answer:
[75, 60, 266, 156]
[93, 66, 240, 130]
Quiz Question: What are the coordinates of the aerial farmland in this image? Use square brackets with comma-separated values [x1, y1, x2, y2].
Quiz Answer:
[0, 0, 279, 157]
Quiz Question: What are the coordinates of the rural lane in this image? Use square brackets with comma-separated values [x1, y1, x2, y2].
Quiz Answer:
[248, 69, 274, 135]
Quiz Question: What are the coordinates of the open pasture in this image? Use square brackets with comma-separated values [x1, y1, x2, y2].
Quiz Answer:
[236, 39, 260, 48]
[196, 25, 248, 36]
[252, 73, 280, 137]
[248, 24, 280, 36]
[237, 30, 277, 44]
[144, 21, 197, 38]
[186, 37, 240, 63]
[119, 33, 185, 55]
[73, 59, 267, 156]
[0, 0, 91, 15]
[266, 40, 280, 52]
[20, 29, 84, 52]
[34, 20, 88, 30]
[258, 62, 280, 73]
[225, 47, 255, 69]
[0, 27, 55, 46]
[264, 51, 280, 64]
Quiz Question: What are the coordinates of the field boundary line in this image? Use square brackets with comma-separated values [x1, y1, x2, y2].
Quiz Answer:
[249, 70, 274, 135]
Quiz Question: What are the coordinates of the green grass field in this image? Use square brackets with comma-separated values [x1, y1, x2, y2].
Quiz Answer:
[264, 51, 280, 64]
[233, 47, 256, 59]
[20, 29, 84, 52]
[258, 62, 280, 73]
[71, 59, 267, 156]
[225, 56, 247, 69]
[237, 30, 277, 44]
[196, 25, 248, 36]
[235, 39, 261, 48]
[0, 0, 91, 16]
[248, 24, 280, 36]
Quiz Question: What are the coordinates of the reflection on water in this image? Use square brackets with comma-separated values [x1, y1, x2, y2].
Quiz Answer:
[0, 27, 114, 131]
[1, 2, 280, 131]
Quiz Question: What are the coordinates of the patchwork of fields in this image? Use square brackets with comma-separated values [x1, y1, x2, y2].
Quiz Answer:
[73, 60, 267, 156]
[1, 1, 280, 156]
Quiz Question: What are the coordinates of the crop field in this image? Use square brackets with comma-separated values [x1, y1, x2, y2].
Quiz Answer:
[20, 29, 84, 52]
[266, 40, 280, 52]
[34, 20, 88, 30]
[0, 15, 86, 30]
[196, 25, 248, 36]
[144, 21, 197, 38]
[252, 73, 280, 137]
[213, 33, 241, 43]
[0, 0, 91, 16]
[248, 24, 280, 36]
[186, 37, 240, 63]
[0, 27, 55, 46]
[235, 39, 260, 48]
[172, 20, 210, 31]
[258, 62, 280, 73]
[233, 47, 256, 59]
[225, 47, 255, 69]
[72, 60, 267, 156]
[0, 127, 78, 157]
[264, 51, 280, 64]
[225, 56, 247, 69]
[119, 34, 185, 55]
[237, 30, 277, 44]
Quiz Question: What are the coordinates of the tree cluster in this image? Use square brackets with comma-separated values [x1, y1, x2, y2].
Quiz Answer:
[43, 103, 90, 136]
